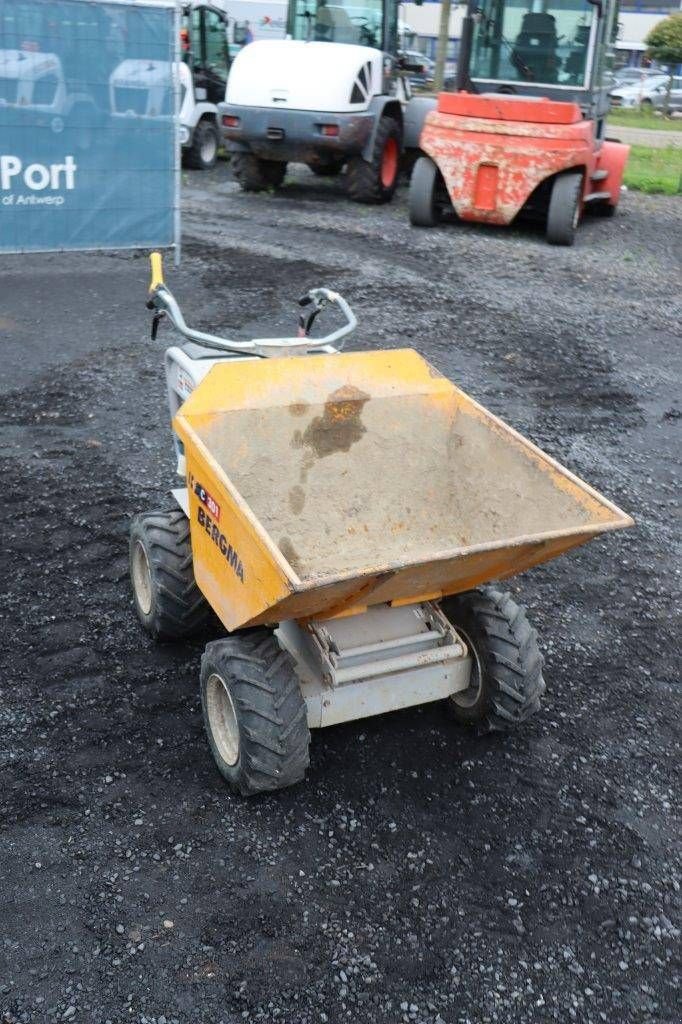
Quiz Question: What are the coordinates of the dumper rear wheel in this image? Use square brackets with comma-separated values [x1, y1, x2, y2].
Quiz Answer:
[200, 631, 310, 796]
[441, 587, 545, 731]
[347, 115, 401, 204]
[232, 153, 287, 191]
[129, 508, 212, 641]
[309, 160, 344, 177]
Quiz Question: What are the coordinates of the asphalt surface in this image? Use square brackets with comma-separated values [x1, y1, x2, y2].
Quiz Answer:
[0, 166, 680, 1024]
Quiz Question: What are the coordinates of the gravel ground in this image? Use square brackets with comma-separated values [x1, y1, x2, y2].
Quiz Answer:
[0, 166, 680, 1024]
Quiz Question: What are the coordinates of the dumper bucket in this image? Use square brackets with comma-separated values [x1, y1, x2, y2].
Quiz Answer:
[173, 349, 632, 630]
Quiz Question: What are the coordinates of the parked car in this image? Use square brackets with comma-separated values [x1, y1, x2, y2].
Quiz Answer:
[398, 49, 435, 89]
[610, 75, 682, 112]
[611, 67, 666, 90]
[665, 76, 682, 114]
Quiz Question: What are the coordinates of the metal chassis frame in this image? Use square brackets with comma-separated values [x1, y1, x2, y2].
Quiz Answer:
[277, 602, 472, 729]
[171, 478, 472, 729]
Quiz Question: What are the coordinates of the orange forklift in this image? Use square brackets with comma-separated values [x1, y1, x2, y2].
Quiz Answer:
[409, 0, 629, 244]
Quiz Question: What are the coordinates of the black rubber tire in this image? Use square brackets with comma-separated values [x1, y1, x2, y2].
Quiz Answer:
[346, 115, 402, 204]
[440, 586, 545, 732]
[183, 120, 219, 170]
[200, 631, 310, 796]
[408, 155, 447, 226]
[231, 152, 287, 191]
[546, 171, 583, 246]
[129, 508, 212, 642]
[309, 160, 344, 177]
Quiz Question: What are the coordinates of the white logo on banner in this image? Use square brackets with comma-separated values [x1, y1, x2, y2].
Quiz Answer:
[1, 155, 77, 205]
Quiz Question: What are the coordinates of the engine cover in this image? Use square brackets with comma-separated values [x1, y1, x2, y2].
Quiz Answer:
[226, 40, 381, 113]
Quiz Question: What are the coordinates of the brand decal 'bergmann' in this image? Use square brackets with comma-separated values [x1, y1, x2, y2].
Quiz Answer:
[197, 507, 245, 583]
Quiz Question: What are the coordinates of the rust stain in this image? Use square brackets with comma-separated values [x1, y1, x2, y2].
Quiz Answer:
[292, 385, 370, 460]
[291, 385, 370, 484]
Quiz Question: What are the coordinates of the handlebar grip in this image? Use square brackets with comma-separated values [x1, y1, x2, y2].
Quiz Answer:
[149, 251, 165, 293]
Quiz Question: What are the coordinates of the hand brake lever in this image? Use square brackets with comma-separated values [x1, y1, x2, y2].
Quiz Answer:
[297, 292, 324, 337]
[151, 309, 166, 341]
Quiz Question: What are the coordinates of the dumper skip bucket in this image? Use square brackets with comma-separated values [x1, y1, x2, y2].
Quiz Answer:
[173, 349, 632, 630]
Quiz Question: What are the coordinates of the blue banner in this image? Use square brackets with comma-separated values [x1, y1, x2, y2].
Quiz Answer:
[0, 0, 178, 252]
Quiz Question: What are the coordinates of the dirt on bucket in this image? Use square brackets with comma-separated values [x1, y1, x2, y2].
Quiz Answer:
[199, 387, 596, 582]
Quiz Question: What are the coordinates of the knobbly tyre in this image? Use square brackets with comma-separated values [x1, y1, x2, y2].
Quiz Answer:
[129, 253, 633, 796]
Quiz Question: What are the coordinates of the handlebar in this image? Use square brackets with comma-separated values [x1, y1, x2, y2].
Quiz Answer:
[146, 252, 356, 358]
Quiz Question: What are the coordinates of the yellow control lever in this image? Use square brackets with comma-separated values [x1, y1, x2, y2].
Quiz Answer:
[149, 251, 165, 293]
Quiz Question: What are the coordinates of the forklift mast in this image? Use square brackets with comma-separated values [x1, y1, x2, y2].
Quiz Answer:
[456, 0, 619, 125]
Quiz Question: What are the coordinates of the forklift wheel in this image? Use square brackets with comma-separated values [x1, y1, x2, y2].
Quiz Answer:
[441, 586, 545, 732]
[129, 508, 212, 642]
[183, 120, 219, 171]
[200, 631, 310, 796]
[347, 115, 401, 204]
[546, 172, 583, 246]
[231, 152, 287, 191]
[408, 156, 448, 227]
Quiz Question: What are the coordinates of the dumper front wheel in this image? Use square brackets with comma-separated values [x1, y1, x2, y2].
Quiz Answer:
[200, 631, 310, 796]
[129, 508, 212, 641]
[441, 587, 545, 732]
[232, 153, 287, 191]
[184, 120, 219, 170]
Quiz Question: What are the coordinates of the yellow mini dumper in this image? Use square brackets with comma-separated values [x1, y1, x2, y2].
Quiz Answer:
[130, 254, 632, 796]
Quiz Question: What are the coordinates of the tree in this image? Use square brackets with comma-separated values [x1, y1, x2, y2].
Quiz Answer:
[645, 13, 682, 116]
[433, 0, 453, 93]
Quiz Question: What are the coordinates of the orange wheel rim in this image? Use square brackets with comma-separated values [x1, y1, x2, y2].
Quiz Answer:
[380, 137, 398, 189]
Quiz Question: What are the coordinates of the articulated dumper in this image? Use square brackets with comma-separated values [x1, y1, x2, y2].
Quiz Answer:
[129, 253, 632, 795]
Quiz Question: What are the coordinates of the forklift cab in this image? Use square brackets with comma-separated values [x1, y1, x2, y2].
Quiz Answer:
[467, 0, 618, 123]
[510, 12, 561, 84]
